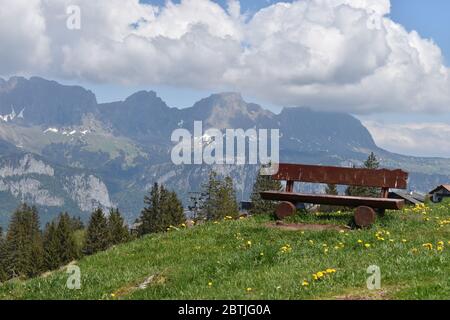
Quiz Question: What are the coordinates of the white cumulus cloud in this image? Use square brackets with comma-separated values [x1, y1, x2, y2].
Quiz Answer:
[1, 0, 449, 114]
[0, 0, 50, 74]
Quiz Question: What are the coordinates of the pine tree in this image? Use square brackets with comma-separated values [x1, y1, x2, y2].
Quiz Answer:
[250, 169, 283, 216]
[200, 171, 220, 220]
[325, 184, 338, 195]
[108, 208, 130, 245]
[139, 183, 185, 235]
[346, 153, 381, 197]
[29, 207, 44, 277]
[56, 213, 78, 264]
[68, 216, 85, 231]
[0, 226, 7, 282]
[221, 176, 239, 218]
[201, 171, 239, 220]
[83, 208, 110, 255]
[5, 204, 44, 278]
[43, 221, 61, 270]
[364, 152, 380, 169]
[321, 184, 343, 212]
[166, 191, 185, 228]
[139, 183, 161, 235]
[44, 213, 79, 271]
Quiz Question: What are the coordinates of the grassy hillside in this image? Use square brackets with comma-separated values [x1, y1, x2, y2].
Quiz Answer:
[1, 203, 449, 300]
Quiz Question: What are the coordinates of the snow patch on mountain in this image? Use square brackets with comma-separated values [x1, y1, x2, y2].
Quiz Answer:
[44, 127, 90, 136]
[0, 106, 25, 122]
[44, 127, 59, 133]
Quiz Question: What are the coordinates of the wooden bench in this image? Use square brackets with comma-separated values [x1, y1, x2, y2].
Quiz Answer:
[260, 163, 409, 227]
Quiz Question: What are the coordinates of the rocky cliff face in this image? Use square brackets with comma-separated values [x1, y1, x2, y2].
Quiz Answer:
[0, 153, 112, 227]
[0, 178, 64, 207]
[0, 154, 54, 177]
[63, 174, 112, 212]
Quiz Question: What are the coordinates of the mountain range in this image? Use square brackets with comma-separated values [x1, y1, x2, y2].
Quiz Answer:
[1, 76, 449, 227]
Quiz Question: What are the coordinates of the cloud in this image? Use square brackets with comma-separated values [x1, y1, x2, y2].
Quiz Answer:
[0, 0, 50, 74]
[1, 0, 449, 114]
[364, 121, 450, 158]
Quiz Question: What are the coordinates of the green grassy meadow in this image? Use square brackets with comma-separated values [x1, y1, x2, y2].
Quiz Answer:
[1, 202, 449, 300]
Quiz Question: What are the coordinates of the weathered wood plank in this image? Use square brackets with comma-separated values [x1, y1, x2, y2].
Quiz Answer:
[261, 191, 405, 210]
[272, 163, 408, 189]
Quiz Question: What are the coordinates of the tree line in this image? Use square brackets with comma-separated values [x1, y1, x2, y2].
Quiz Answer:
[1, 168, 275, 283]
[0, 205, 129, 282]
[0, 154, 382, 283]
[136, 171, 243, 234]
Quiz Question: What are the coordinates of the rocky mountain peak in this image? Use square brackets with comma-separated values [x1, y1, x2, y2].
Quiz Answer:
[122, 90, 169, 112]
[0, 76, 98, 126]
[278, 106, 377, 152]
[125, 90, 158, 103]
[193, 92, 245, 111]
[188, 92, 273, 128]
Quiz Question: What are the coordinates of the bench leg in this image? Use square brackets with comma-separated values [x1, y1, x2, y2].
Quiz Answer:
[354, 206, 376, 228]
[376, 208, 386, 217]
[276, 202, 296, 220]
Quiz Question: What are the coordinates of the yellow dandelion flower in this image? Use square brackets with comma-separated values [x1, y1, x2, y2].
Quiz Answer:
[357, 240, 363, 244]
[246, 288, 252, 292]
[365, 243, 371, 248]
[111, 293, 116, 297]
[302, 280, 309, 287]
[422, 243, 433, 250]
[247, 240, 252, 246]
[208, 282, 213, 287]
[437, 241, 444, 246]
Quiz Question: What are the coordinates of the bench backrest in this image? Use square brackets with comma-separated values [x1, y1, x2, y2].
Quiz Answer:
[273, 163, 408, 191]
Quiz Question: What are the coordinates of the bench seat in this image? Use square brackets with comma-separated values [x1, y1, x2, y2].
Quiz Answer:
[260, 191, 405, 210]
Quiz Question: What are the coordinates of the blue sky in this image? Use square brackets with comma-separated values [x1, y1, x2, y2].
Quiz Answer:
[390, 0, 450, 66]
